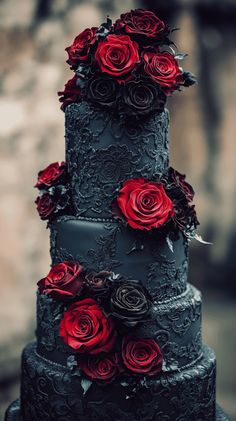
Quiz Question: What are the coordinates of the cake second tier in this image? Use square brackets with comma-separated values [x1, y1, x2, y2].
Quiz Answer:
[65, 102, 169, 218]
[50, 215, 189, 302]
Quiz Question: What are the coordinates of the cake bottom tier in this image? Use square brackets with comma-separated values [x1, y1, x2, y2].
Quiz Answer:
[5, 342, 224, 421]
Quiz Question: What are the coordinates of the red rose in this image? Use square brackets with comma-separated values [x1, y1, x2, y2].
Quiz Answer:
[58, 75, 81, 111]
[38, 262, 84, 299]
[122, 336, 163, 376]
[115, 178, 174, 230]
[144, 51, 182, 88]
[59, 298, 116, 354]
[35, 193, 55, 220]
[95, 35, 140, 82]
[35, 162, 66, 188]
[115, 9, 165, 39]
[66, 27, 98, 65]
[80, 353, 121, 382]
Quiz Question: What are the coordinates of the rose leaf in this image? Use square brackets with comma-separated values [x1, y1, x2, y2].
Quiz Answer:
[166, 235, 174, 253]
[194, 234, 212, 245]
[175, 53, 188, 60]
[81, 378, 93, 395]
[66, 355, 78, 371]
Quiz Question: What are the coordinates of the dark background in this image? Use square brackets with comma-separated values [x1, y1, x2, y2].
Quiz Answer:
[0, 0, 235, 419]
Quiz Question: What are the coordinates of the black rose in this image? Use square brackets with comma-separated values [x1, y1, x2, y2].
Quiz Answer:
[87, 77, 117, 107]
[174, 203, 199, 231]
[123, 79, 166, 116]
[84, 270, 112, 297]
[182, 71, 197, 87]
[110, 281, 152, 326]
[163, 167, 195, 204]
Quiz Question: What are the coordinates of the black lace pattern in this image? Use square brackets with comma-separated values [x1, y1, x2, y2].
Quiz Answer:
[65, 102, 169, 218]
[20, 342, 216, 421]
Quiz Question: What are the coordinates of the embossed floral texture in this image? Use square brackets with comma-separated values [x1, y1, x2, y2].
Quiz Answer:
[95, 35, 140, 82]
[115, 9, 166, 39]
[115, 178, 174, 230]
[37, 262, 84, 299]
[66, 27, 98, 66]
[59, 298, 116, 354]
[79, 353, 121, 382]
[95, 145, 135, 184]
[122, 336, 163, 375]
[143, 51, 182, 90]
[110, 281, 152, 326]
[35, 162, 66, 188]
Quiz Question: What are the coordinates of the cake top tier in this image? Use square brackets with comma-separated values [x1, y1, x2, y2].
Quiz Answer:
[58, 8, 196, 119]
[65, 101, 170, 218]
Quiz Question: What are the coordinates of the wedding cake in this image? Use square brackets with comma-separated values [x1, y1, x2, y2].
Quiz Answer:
[5, 9, 229, 421]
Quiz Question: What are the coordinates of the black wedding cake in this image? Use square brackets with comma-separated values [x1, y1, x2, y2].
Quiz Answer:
[5, 9, 229, 421]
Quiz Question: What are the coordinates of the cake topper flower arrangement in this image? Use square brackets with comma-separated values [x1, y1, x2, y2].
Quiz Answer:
[58, 9, 196, 117]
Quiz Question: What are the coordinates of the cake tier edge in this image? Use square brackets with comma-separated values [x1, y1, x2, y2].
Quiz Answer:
[16, 342, 217, 421]
[5, 399, 230, 421]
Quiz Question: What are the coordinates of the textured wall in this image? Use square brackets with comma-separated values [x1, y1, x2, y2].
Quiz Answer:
[0, 0, 235, 419]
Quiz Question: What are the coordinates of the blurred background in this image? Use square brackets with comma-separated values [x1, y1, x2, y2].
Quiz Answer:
[0, 0, 235, 419]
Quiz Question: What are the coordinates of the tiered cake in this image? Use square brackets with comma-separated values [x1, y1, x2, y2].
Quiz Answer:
[5, 9, 228, 421]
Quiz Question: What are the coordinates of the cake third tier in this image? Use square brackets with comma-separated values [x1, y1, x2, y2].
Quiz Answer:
[36, 283, 202, 370]
[65, 102, 169, 218]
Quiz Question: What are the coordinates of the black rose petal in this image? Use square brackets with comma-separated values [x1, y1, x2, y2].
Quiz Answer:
[162, 167, 195, 204]
[87, 77, 117, 108]
[84, 270, 113, 297]
[173, 202, 199, 232]
[182, 71, 197, 87]
[110, 281, 152, 326]
[123, 79, 166, 116]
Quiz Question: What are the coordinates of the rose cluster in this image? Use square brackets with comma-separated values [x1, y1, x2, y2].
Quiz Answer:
[38, 262, 163, 383]
[35, 162, 72, 221]
[112, 170, 198, 238]
[58, 9, 196, 117]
